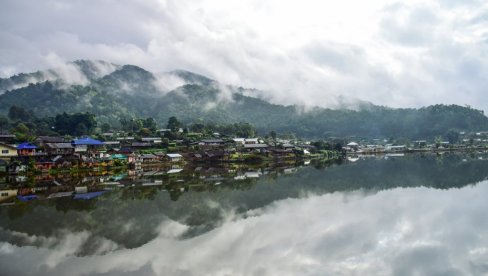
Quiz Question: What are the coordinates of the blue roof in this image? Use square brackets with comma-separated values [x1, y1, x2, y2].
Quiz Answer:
[17, 142, 37, 150]
[17, 195, 38, 202]
[73, 191, 106, 200]
[72, 137, 104, 146]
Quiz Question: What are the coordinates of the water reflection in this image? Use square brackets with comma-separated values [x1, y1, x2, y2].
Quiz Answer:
[1, 153, 488, 275]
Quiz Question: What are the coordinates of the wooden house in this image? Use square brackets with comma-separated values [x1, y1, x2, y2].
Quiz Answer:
[166, 153, 183, 162]
[17, 142, 38, 156]
[45, 143, 74, 156]
[35, 136, 65, 148]
[0, 143, 17, 158]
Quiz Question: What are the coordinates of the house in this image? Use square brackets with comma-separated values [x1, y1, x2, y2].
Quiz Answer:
[118, 147, 134, 155]
[166, 153, 183, 162]
[0, 143, 18, 158]
[232, 138, 246, 145]
[72, 137, 104, 152]
[385, 145, 407, 152]
[346, 142, 359, 151]
[116, 136, 135, 142]
[141, 137, 162, 144]
[245, 138, 259, 144]
[0, 135, 15, 144]
[35, 136, 65, 148]
[17, 142, 38, 156]
[140, 154, 159, 163]
[243, 144, 269, 152]
[131, 142, 152, 149]
[203, 151, 226, 161]
[103, 141, 121, 149]
[200, 139, 225, 146]
[282, 143, 295, 149]
[45, 143, 74, 156]
[414, 140, 427, 148]
[110, 154, 127, 161]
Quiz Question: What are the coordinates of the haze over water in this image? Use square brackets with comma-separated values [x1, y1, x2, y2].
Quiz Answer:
[1, 153, 488, 275]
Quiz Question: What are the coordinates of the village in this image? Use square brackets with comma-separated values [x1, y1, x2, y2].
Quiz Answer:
[0, 129, 341, 175]
[2, 126, 488, 175]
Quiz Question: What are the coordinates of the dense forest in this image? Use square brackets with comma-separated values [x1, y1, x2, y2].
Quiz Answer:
[1, 60, 488, 139]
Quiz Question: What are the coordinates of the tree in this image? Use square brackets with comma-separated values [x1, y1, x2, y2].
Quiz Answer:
[445, 129, 459, 144]
[190, 123, 205, 133]
[101, 123, 111, 133]
[8, 105, 34, 122]
[270, 130, 277, 140]
[54, 112, 97, 136]
[167, 116, 182, 132]
[12, 123, 33, 141]
[143, 117, 157, 132]
[0, 116, 9, 134]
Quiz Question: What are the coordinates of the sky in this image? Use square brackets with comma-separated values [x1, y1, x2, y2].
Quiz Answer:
[1, 0, 488, 110]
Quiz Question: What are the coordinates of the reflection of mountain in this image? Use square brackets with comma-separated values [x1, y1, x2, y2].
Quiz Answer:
[1, 153, 488, 253]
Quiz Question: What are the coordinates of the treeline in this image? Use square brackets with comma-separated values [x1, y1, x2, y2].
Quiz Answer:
[0, 105, 260, 141]
[1, 105, 97, 141]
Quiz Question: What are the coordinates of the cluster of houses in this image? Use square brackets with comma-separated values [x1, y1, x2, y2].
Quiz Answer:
[0, 135, 184, 173]
[0, 133, 320, 174]
[343, 135, 488, 154]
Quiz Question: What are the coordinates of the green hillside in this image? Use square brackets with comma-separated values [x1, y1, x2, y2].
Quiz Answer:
[1, 60, 487, 139]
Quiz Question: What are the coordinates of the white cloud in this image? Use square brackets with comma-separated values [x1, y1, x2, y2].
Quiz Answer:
[1, 0, 488, 111]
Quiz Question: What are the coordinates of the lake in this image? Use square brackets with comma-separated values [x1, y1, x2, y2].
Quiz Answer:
[1, 152, 488, 275]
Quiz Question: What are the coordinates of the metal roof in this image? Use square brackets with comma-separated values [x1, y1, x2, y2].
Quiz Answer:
[72, 137, 104, 145]
[17, 142, 38, 150]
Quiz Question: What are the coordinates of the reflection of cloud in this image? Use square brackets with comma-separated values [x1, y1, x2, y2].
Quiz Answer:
[3, 183, 488, 275]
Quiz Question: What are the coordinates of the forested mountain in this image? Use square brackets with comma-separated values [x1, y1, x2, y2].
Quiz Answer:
[1, 60, 487, 139]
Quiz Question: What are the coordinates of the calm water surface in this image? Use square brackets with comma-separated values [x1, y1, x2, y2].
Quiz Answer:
[1, 153, 488, 275]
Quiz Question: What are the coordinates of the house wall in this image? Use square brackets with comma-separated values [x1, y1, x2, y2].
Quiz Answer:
[0, 145, 18, 157]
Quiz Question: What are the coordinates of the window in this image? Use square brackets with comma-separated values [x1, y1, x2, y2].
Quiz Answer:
[1, 150, 8, 154]
[1, 193, 8, 196]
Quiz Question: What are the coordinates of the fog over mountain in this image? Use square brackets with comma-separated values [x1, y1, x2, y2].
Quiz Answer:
[1, 0, 488, 111]
[1, 60, 488, 139]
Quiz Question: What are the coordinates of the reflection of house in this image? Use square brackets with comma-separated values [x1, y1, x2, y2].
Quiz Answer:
[166, 153, 183, 162]
[0, 189, 17, 203]
[0, 143, 17, 158]
[0, 159, 8, 172]
[17, 142, 38, 156]
[35, 158, 56, 171]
